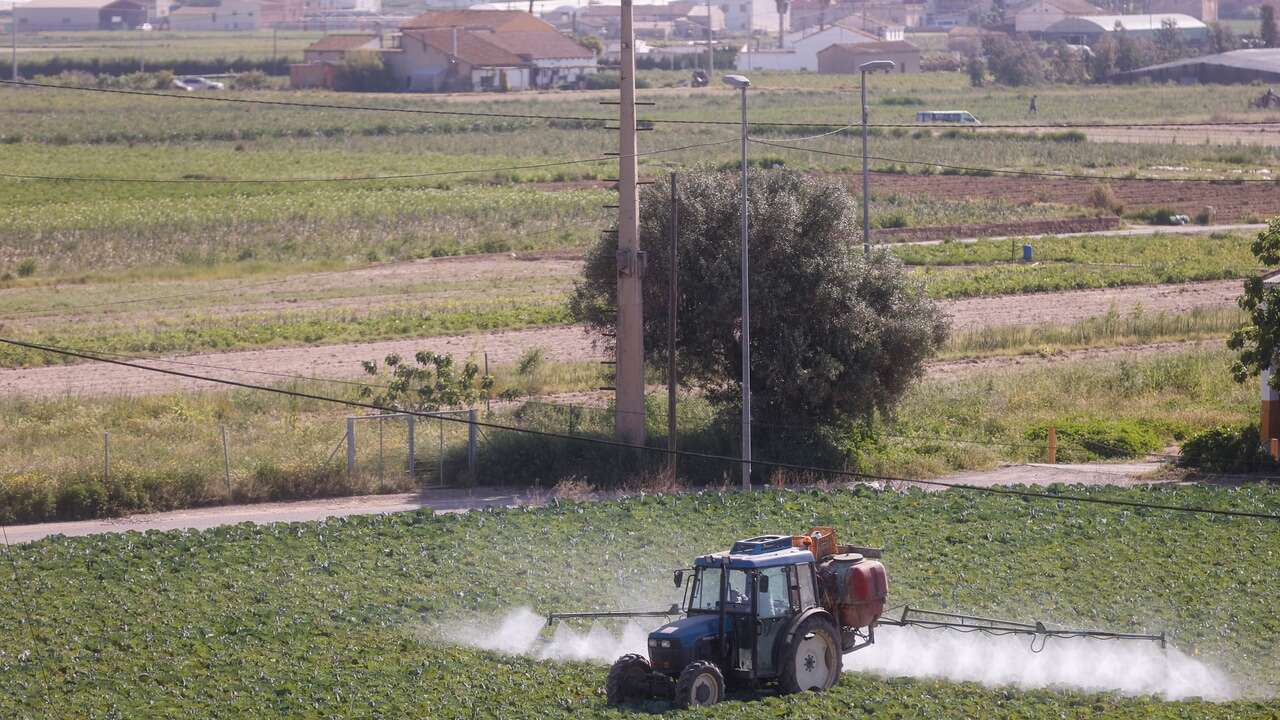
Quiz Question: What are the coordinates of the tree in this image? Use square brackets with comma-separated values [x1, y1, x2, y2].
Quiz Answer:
[577, 34, 604, 57]
[985, 0, 1007, 27]
[1263, 4, 1278, 48]
[1153, 17, 1189, 63]
[775, 0, 790, 48]
[1229, 219, 1280, 388]
[1207, 22, 1240, 54]
[568, 170, 949, 460]
[1047, 40, 1088, 84]
[1090, 34, 1119, 81]
[334, 51, 394, 92]
[981, 34, 1044, 86]
[359, 352, 494, 412]
[967, 54, 987, 86]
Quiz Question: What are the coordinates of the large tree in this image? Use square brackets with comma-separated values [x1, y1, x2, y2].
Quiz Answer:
[569, 169, 948, 455]
[1263, 5, 1278, 48]
[1229, 219, 1280, 387]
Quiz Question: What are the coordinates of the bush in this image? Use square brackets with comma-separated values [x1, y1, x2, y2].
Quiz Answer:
[334, 52, 395, 92]
[1085, 183, 1124, 215]
[1179, 423, 1272, 473]
[582, 72, 651, 90]
[16, 259, 36, 277]
[1026, 419, 1163, 461]
[234, 70, 269, 90]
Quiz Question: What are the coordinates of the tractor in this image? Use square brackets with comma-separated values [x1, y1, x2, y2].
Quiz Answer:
[549, 527, 1165, 710]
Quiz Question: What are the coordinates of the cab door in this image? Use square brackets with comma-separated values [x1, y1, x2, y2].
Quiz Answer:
[752, 566, 796, 677]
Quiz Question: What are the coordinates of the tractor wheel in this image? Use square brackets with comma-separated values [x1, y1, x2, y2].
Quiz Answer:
[778, 615, 843, 694]
[605, 653, 653, 707]
[673, 661, 725, 709]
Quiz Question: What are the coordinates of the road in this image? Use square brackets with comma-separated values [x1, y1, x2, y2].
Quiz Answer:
[895, 223, 1266, 246]
[3, 460, 1166, 545]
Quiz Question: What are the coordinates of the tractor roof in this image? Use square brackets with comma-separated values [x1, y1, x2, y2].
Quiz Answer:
[695, 544, 815, 570]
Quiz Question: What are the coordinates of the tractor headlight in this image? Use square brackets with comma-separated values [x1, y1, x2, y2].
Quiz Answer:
[648, 639, 658, 647]
[660, 640, 671, 648]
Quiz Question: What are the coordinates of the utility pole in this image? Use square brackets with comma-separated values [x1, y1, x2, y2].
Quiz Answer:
[667, 172, 679, 478]
[723, 73, 751, 490]
[705, 0, 713, 76]
[10, 2, 17, 82]
[615, 0, 646, 448]
[859, 60, 894, 256]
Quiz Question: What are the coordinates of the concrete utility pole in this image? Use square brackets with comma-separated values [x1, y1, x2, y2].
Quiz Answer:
[10, 2, 17, 82]
[723, 73, 751, 490]
[615, 0, 646, 447]
[705, 0, 713, 76]
[858, 59, 894, 255]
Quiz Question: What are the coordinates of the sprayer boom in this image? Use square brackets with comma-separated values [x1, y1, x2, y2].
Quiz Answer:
[879, 606, 1166, 649]
[546, 604, 682, 626]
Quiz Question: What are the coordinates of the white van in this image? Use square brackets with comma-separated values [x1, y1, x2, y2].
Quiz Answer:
[915, 110, 981, 124]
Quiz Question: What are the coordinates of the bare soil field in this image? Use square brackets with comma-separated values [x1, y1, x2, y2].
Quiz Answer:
[849, 174, 1278, 223]
[0, 279, 1237, 400]
[988, 123, 1280, 147]
[878, 217, 1120, 243]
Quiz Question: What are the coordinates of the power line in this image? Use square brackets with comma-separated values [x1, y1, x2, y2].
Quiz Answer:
[0, 138, 736, 184]
[750, 138, 1280, 183]
[2, 336, 1277, 523]
[7, 79, 1280, 131]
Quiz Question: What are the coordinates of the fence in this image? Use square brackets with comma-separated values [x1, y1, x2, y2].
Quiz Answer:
[344, 411, 477, 489]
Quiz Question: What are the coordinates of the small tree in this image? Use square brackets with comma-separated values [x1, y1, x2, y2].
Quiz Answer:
[1229, 219, 1280, 387]
[1153, 17, 1189, 63]
[569, 169, 949, 462]
[359, 352, 494, 412]
[1207, 22, 1240, 54]
[981, 34, 1044, 86]
[967, 54, 986, 86]
[1263, 4, 1278, 48]
[1047, 41, 1088, 84]
[334, 51, 394, 92]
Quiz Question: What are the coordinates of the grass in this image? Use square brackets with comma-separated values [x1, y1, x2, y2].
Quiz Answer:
[1, 483, 1278, 718]
[940, 306, 1245, 360]
[7, 29, 324, 63]
[0, 344, 1252, 523]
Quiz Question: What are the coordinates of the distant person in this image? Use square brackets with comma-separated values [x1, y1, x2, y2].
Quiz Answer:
[1028, 95, 1038, 116]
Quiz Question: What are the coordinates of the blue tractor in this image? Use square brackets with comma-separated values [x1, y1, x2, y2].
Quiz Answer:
[549, 528, 1165, 710]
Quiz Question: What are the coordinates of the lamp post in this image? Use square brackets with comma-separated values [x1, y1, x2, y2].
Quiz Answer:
[722, 72, 751, 491]
[858, 59, 894, 256]
[137, 22, 152, 73]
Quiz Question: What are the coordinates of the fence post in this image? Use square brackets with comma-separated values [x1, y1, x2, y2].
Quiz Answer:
[438, 415, 445, 486]
[346, 417, 356, 476]
[103, 432, 110, 484]
[568, 404, 576, 435]
[468, 409, 478, 480]
[407, 414, 416, 479]
[378, 415, 385, 484]
[1271, 438, 1279, 462]
[221, 424, 232, 501]
[1047, 427, 1057, 464]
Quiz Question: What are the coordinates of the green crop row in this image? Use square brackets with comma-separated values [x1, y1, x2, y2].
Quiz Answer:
[1, 480, 1277, 717]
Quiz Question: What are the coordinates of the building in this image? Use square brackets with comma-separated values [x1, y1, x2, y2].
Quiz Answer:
[302, 32, 381, 62]
[737, 20, 877, 70]
[15, 0, 146, 30]
[817, 39, 920, 72]
[831, 12, 905, 39]
[717, 0, 785, 33]
[304, 0, 381, 15]
[292, 10, 597, 92]
[550, 3, 724, 40]
[1113, 48, 1280, 83]
[1042, 13, 1207, 44]
[167, 0, 263, 30]
[1011, 0, 1102, 36]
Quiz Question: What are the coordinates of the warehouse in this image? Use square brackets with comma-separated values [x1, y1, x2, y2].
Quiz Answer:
[14, 0, 147, 30]
[1113, 48, 1280, 84]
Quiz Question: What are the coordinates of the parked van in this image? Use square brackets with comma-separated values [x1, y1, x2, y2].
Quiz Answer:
[915, 110, 981, 124]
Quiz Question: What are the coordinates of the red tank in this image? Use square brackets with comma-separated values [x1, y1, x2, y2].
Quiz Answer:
[818, 553, 888, 628]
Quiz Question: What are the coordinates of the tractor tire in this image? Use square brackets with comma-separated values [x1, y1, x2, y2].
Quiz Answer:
[605, 653, 653, 707]
[778, 614, 843, 695]
[673, 661, 725, 709]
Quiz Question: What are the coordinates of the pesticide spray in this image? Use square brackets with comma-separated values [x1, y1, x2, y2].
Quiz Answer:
[442, 608, 1238, 701]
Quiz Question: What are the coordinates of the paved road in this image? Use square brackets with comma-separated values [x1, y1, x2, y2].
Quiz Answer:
[4, 461, 1167, 545]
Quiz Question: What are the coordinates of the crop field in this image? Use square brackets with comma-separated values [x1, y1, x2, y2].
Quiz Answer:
[2, 483, 1278, 718]
[5, 29, 323, 63]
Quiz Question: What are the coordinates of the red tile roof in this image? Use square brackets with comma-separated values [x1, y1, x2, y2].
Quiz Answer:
[484, 31, 596, 60]
[305, 33, 379, 52]
[405, 28, 525, 67]
[820, 40, 921, 54]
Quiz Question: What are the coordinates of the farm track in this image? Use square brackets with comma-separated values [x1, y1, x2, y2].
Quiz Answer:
[0, 277, 1238, 399]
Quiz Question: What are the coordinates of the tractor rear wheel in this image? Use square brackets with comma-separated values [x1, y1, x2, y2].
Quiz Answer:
[778, 615, 843, 694]
[673, 661, 724, 709]
[605, 653, 653, 707]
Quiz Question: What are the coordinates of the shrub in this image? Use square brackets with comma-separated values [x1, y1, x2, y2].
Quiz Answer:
[334, 52, 395, 92]
[1026, 419, 1163, 461]
[1085, 183, 1123, 215]
[16, 259, 36, 277]
[235, 70, 269, 90]
[582, 72, 652, 90]
[1179, 423, 1272, 473]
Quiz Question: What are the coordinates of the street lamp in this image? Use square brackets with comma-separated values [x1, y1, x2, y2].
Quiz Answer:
[858, 59, 894, 256]
[137, 22, 152, 73]
[722, 72, 751, 491]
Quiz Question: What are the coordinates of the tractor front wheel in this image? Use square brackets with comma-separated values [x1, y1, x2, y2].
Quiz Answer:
[778, 615, 843, 694]
[673, 661, 725, 709]
[605, 653, 653, 707]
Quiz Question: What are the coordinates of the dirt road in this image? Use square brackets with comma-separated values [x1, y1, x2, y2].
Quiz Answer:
[3, 460, 1166, 545]
[0, 281, 1238, 399]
